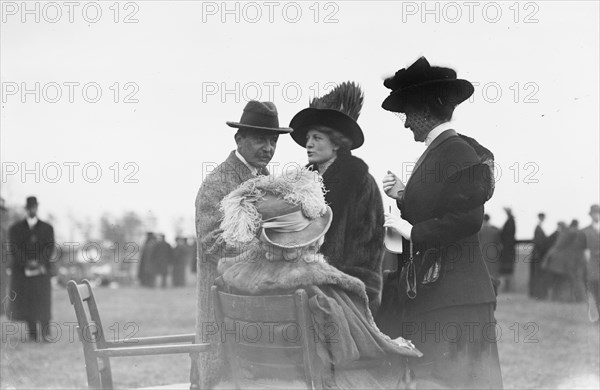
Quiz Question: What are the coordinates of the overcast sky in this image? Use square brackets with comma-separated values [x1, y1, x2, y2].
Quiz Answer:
[1, 0, 599, 241]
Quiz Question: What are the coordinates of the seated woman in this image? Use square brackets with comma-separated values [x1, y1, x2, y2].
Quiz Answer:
[216, 168, 420, 387]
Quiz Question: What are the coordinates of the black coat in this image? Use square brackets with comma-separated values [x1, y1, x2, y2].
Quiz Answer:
[396, 131, 496, 316]
[309, 154, 385, 313]
[8, 219, 55, 323]
[152, 241, 173, 275]
[172, 244, 189, 287]
[500, 215, 516, 275]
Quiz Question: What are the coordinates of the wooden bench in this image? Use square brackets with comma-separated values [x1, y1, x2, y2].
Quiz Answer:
[67, 279, 209, 390]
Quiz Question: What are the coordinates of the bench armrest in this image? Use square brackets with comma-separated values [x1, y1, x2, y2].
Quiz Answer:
[103, 333, 196, 347]
[95, 343, 210, 358]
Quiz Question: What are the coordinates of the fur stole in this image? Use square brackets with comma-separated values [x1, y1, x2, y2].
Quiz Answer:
[220, 251, 374, 321]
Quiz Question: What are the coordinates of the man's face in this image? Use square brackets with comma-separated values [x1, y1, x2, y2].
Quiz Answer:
[403, 106, 433, 142]
[236, 129, 279, 168]
[591, 211, 600, 224]
[26, 205, 38, 218]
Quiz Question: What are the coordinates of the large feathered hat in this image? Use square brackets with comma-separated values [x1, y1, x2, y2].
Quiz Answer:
[289, 82, 365, 150]
[219, 168, 333, 249]
[382, 57, 474, 113]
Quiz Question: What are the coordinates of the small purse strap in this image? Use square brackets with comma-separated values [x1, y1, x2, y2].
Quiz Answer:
[406, 240, 417, 299]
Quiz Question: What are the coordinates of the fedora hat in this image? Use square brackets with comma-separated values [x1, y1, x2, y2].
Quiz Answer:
[590, 204, 600, 215]
[26, 196, 38, 209]
[289, 82, 364, 150]
[226, 100, 292, 133]
[220, 168, 332, 249]
[382, 57, 474, 113]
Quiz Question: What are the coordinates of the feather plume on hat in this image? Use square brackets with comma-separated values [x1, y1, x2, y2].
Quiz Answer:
[309, 81, 364, 121]
[289, 82, 366, 149]
[219, 168, 329, 246]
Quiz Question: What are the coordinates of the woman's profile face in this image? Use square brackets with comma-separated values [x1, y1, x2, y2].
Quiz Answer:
[403, 107, 433, 142]
[306, 129, 338, 164]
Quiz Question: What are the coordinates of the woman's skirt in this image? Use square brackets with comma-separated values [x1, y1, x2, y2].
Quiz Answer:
[400, 303, 503, 389]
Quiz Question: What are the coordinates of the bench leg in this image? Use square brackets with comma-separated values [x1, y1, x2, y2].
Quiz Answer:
[189, 352, 200, 390]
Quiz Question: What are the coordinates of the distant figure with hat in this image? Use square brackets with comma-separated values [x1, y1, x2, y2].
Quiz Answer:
[0, 197, 9, 317]
[216, 168, 421, 388]
[172, 236, 190, 287]
[151, 233, 172, 288]
[289, 82, 385, 314]
[581, 204, 600, 322]
[380, 57, 502, 389]
[499, 207, 516, 292]
[7, 196, 55, 342]
[529, 212, 551, 300]
[138, 232, 157, 287]
[194, 100, 291, 388]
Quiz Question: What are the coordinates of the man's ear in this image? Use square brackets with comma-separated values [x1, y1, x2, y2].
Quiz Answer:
[234, 131, 243, 146]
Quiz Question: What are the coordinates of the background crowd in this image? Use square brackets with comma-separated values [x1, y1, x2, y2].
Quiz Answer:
[479, 205, 600, 319]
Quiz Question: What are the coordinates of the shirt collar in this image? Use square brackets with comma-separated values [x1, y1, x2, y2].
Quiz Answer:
[235, 150, 259, 176]
[425, 122, 454, 147]
[593, 221, 600, 232]
[27, 216, 38, 228]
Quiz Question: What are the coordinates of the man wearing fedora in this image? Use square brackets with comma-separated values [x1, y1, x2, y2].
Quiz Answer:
[380, 57, 502, 389]
[8, 196, 55, 342]
[193, 100, 292, 388]
[582, 204, 600, 323]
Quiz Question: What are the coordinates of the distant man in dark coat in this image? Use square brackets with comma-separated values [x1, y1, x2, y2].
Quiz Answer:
[500, 207, 516, 292]
[138, 232, 156, 287]
[479, 214, 503, 282]
[194, 100, 291, 388]
[171, 236, 189, 287]
[582, 204, 600, 322]
[530, 212, 550, 300]
[8, 196, 55, 341]
[151, 233, 172, 288]
[381, 57, 502, 389]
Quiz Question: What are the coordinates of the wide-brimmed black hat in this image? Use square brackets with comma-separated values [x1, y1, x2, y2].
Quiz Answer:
[289, 82, 364, 150]
[226, 100, 292, 133]
[26, 196, 38, 209]
[382, 57, 474, 113]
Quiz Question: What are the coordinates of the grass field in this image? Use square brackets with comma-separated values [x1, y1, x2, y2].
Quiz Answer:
[1, 284, 599, 390]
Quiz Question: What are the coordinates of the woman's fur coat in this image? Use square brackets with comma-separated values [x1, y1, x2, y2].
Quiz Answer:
[217, 250, 419, 369]
[309, 154, 385, 313]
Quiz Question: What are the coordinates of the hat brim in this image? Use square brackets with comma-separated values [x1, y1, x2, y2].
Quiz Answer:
[289, 109, 364, 150]
[260, 206, 333, 249]
[382, 79, 474, 113]
[226, 121, 293, 133]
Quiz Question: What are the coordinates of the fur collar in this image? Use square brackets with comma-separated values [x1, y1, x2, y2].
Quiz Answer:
[221, 252, 369, 301]
[309, 153, 369, 182]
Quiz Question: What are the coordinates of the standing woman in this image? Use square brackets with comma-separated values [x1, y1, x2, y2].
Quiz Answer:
[289, 82, 385, 313]
[380, 57, 502, 389]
